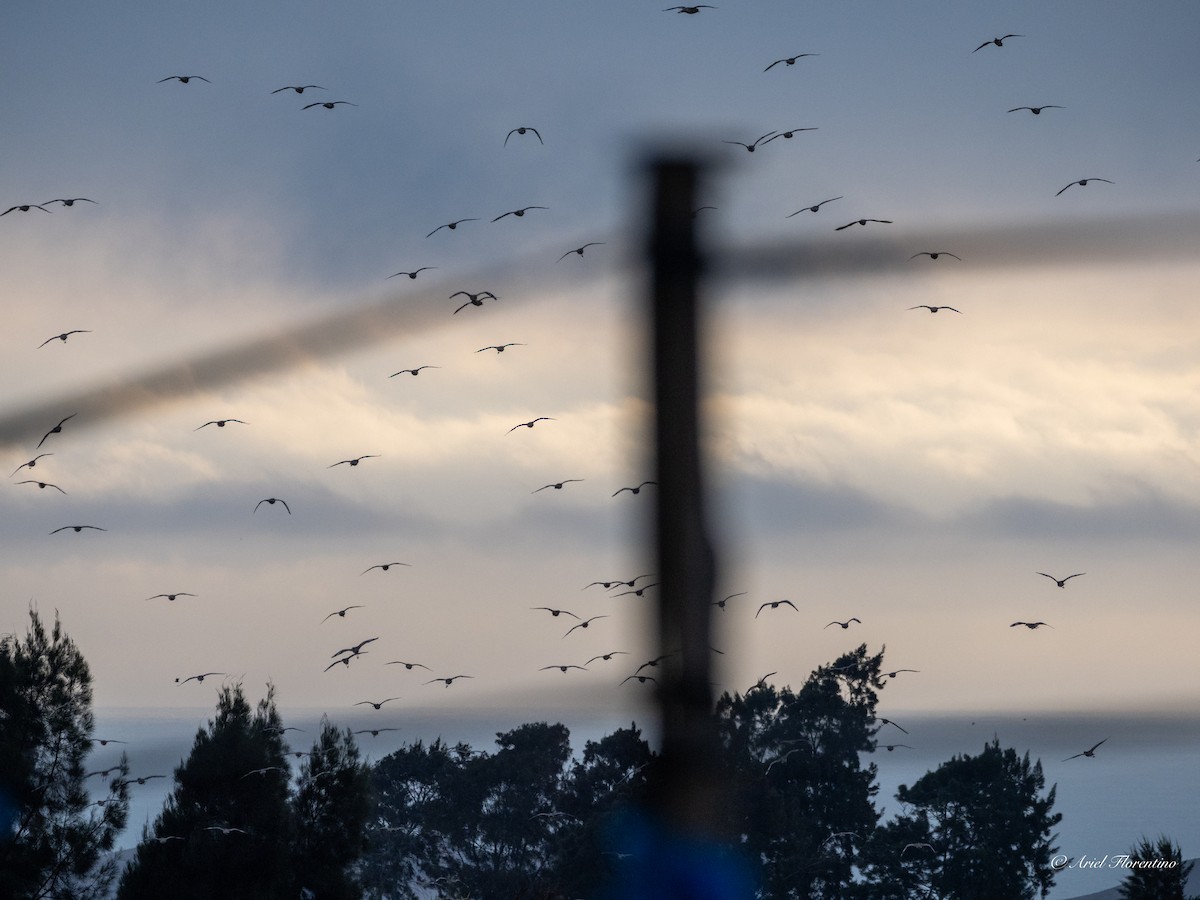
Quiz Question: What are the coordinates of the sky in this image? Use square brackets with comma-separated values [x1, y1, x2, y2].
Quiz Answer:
[3, 0, 1200, 876]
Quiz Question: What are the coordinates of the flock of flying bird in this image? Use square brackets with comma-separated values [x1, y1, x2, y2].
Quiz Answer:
[9, 9, 1161, 825]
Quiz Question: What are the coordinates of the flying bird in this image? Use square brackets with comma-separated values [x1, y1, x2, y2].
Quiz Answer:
[492, 206, 547, 222]
[353, 728, 400, 737]
[333, 638, 379, 658]
[387, 267, 437, 279]
[195, 419, 247, 430]
[504, 126, 543, 145]
[254, 497, 291, 514]
[16, 480, 66, 494]
[836, 218, 892, 231]
[322, 606, 364, 622]
[91, 738, 126, 746]
[1063, 738, 1108, 761]
[606, 574, 656, 589]
[664, 5, 715, 13]
[756, 600, 798, 618]
[786, 197, 842, 216]
[203, 825, 248, 835]
[38, 330, 92, 348]
[881, 744, 915, 752]
[1056, 178, 1113, 196]
[903, 843, 935, 855]
[240, 767, 287, 778]
[764, 53, 818, 71]
[1008, 105, 1064, 115]
[158, 75, 210, 83]
[882, 669, 919, 679]
[12, 454, 52, 475]
[557, 242, 604, 261]
[37, 413, 77, 449]
[116, 774, 167, 787]
[507, 417, 555, 433]
[533, 479, 583, 493]
[324, 654, 367, 672]
[302, 100, 357, 109]
[585, 651, 628, 664]
[1011, 621, 1053, 629]
[390, 366, 440, 377]
[622, 674, 658, 685]
[713, 591, 746, 609]
[176, 672, 225, 684]
[271, 85, 325, 94]
[354, 697, 401, 710]
[1038, 572, 1084, 587]
[875, 717, 909, 734]
[612, 583, 660, 598]
[541, 664, 588, 673]
[49, 525, 106, 534]
[477, 343, 526, 353]
[722, 131, 776, 153]
[973, 34, 1023, 52]
[385, 660, 430, 670]
[426, 218, 479, 237]
[612, 481, 657, 496]
[145, 593, 196, 602]
[362, 562, 411, 574]
[909, 251, 961, 261]
[532, 607, 580, 619]
[565, 616, 609, 637]
[2, 203, 52, 215]
[328, 455, 379, 468]
[908, 305, 962, 314]
[761, 127, 818, 143]
[43, 198, 98, 208]
[825, 618, 862, 630]
[451, 290, 499, 314]
[424, 675, 473, 686]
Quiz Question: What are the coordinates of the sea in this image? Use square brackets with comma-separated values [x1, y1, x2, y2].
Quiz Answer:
[89, 706, 1200, 900]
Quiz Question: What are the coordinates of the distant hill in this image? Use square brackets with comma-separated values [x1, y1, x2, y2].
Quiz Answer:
[1062, 857, 1198, 900]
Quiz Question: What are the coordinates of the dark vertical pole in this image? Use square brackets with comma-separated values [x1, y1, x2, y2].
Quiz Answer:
[648, 157, 722, 832]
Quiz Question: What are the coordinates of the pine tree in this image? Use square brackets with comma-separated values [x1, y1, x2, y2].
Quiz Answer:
[289, 718, 372, 899]
[1118, 835, 1197, 900]
[116, 683, 292, 900]
[0, 608, 130, 900]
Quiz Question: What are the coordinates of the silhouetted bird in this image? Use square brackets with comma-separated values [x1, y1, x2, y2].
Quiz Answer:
[532, 607, 580, 619]
[38, 330, 91, 349]
[176, 672, 224, 684]
[1011, 621, 1053, 629]
[478, 343, 525, 353]
[328, 455, 379, 468]
[1056, 178, 1113, 196]
[973, 35, 1023, 52]
[664, 5, 715, 13]
[12, 454, 52, 475]
[43, 198, 97, 208]
[37, 414, 77, 449]
[558, 242, 604, 261]
[492, 206, 547, 222]
[195, 419, 247, 429]
[1063, 738, 1108, 761]
[424, 675, 473, 686]
[355, 697, 401, 710]
[764, 53, 818, 71]
[158, 75, 210, 83]
[1038, 572, 1084, 587]
[787, 197, 842, 216]
[541, 664, 588, 673]
[1008, 105, 1064, 115]
[756, 600, 798, 617]
[762, 127, 817, 143]
[17, 480, 66, 494]
[322, 606, 363, 622]
[507, 417, 555, 433]
[612, 481, 657, 496]
[533, 479, 583, 492]
[146, 593, 196, 602]
[362, 562, 410, 574]
[825, 618, 861, 629]
[303, 100, 357, 109]
[505, 126, 543, 145]
[713, 591, 746, 609]
[390, 366, 439, 377]
[387, 267, 436, 279]
[427, 219, 479, 237]
[909, 251, 961, 261]
[723, 132, 776, 152]
[272, 85, 325, 94]
[2, 203, 52, 215]
[385, 660, 429, 670]
[50, 525, 106, 534]
[254, 497, 291, 514]
[836, 218, 892, 231]
[909, 305, 962, 314]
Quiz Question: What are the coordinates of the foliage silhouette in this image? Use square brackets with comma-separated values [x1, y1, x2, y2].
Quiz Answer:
[0, 608, 130, 900]
[1117, 835, 1197, 900]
